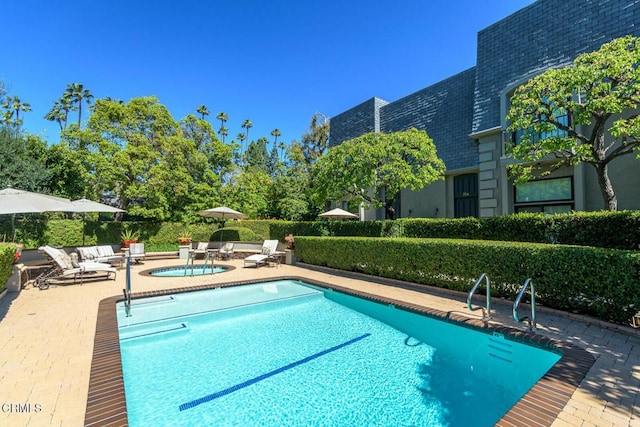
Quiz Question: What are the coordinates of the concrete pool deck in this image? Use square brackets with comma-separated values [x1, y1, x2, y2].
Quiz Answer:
[0, 258, 639, 426]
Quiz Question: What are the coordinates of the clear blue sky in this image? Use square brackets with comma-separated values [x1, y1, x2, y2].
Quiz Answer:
[3, 0, 535, 149]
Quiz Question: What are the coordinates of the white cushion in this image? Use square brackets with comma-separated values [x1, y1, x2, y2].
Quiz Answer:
[97, 245, 114, 256]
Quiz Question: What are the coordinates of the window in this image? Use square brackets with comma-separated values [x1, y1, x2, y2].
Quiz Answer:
[514, 177, 573, 214]
[511, 108, 570, 145]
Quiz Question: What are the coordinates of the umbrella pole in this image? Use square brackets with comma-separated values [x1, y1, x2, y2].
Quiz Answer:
[82, 212, 86, 246]
[219, 214, 225, 253]
[11, 214, 16, 242]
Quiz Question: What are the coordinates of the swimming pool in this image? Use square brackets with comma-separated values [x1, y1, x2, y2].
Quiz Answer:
[116, 279, 562, 426]
[146, 265, 229, 277]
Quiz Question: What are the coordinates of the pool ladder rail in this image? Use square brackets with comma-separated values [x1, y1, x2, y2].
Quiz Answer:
[184, 248, 216, 276]
[467, 274, 537, 331]
[467, 273, 492, 320]
[123, 253, 132, 317]
[513, 278, 537, 331]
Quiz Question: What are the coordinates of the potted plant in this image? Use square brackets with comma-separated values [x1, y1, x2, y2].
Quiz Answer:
[177, 229, 192, 246]
[121, 229, 139, 248]
[13, 243, 23, 264]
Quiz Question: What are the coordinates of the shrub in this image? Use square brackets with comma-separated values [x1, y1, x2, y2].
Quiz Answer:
[0, 243, 17, 292]
[295, 236, 640, 325]
[211, 227, 259, 242]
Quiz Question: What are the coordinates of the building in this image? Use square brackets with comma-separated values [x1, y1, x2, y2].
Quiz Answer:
[328, 0, 640, 219]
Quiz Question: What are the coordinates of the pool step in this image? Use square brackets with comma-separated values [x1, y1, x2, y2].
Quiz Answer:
[486, 336, 514, 364]
[120, 322, 189, 341]
[130, 295, 177, 307]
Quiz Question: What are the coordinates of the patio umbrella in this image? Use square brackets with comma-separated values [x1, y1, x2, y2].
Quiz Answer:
[318, 208, 359, 220]
[198, 206, 247, 248]
[0, 186, 74, 241]
[70, 198, 125, 246]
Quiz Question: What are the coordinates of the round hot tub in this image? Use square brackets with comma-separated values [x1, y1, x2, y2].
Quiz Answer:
[146, 265, 231, 277]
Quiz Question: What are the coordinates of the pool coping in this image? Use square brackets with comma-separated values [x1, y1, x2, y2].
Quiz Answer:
[137, 264, 237, 277]
[84, 276, 594, 427]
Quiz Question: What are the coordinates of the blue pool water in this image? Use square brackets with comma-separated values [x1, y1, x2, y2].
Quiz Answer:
[117, 280, 560, 426]
[149, 265, 228, 277]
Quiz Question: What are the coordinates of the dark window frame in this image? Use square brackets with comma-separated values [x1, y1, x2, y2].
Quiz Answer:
[513, 176, 574, 213]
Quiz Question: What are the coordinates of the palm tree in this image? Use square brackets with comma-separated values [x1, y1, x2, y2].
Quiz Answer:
[237, 132, 246, 153]
[3, 95, 31, 122]
[59, 93, 75, 129]
[241, 119, 253, 144]
[1, 111, 12, 124]
[65, 83, 93, 125]
[44, 102, 66, 130]
[270, 128, 281, 145]
[216, 111, 228, 128]
[196, 105, 210, 120]
[216, 112, 229, 142]
[218, 126, 229, 143]
[278, 141, 287, 161]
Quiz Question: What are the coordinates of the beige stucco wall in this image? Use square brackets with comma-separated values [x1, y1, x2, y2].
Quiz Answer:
[399, 179, 447, 218]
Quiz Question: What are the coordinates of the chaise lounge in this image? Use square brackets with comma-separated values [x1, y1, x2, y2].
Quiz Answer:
[38, 245, 117, 286]
[243, 240, 279, 268]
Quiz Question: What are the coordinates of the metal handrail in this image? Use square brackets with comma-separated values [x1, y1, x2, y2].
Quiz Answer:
[513, 278, 536, 331]
[467, 273, 491, 319]
[123, 252, 132, 317]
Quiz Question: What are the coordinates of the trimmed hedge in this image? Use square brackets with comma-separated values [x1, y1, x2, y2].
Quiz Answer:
[294, 236, 640, 325]
[6, 211, 640, 250]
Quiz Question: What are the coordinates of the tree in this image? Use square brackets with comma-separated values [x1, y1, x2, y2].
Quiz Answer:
[236, 132, 246, 154]
[313, 128, 446, 219]
[65, 83, 93, 125]
[218, 126, 228, 143]
[297, 112, 329, 167]
[266, 144, 281, 177]
[196, 105, 210, 120]
[44, 102, 66, 131]
[216, 112, 228, 142]
[270, 128, 281, 145]
[507, 36, 640, 211]
[241, 119, 253, 145]
[66, 96, 194, 220]
[0, 125, 50, 190]
[2, 95, 31, 123]
[245, 137, 269, 170]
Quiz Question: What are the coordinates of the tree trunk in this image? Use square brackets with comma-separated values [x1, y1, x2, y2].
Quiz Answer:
[594, 163, 617, 211]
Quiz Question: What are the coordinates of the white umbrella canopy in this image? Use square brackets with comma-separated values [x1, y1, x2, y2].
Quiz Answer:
[318, 208, 359, 219]
[198, 206, 247, 249]
[0, 186, 74, 241]
[69, 198, 125, 214]
[0, 186, 74, 214]
[70, 198, 126, 246]
[198, 206, 247, 220]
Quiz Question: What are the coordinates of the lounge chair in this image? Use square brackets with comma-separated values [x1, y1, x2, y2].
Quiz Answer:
[77, 245, 124, 268]
[244, 240, 279, 268]
[128, 243, 146, 263]
[218, 242, 234, 260]
[190, 242, 210, 259]
[37, 245, 117, 287]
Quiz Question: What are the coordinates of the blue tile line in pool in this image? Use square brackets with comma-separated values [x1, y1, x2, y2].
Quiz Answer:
[179, 333, 372, 411]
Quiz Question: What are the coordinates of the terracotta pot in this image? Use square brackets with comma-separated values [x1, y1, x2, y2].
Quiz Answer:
[122, 239, 138, 248]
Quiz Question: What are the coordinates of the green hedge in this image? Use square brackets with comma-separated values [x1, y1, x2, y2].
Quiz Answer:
[294, 236, 640, 325]
[0, 243, 17, 292]
[7, 211, 640, 250]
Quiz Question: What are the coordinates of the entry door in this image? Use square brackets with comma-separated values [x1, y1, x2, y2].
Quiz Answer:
[454, 174, 478, 218]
